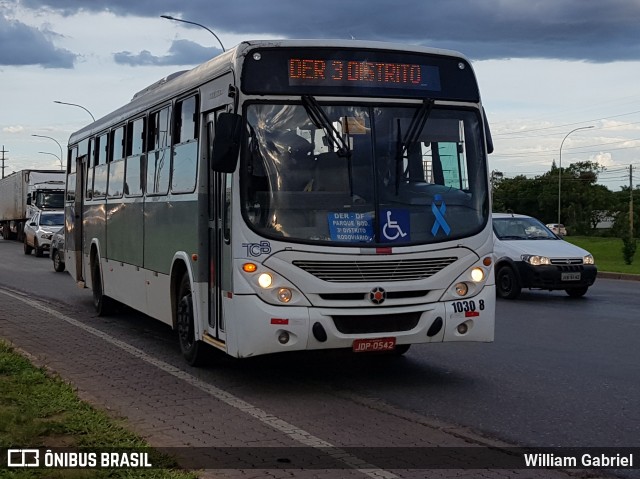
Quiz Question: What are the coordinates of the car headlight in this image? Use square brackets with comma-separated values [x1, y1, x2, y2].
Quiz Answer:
[522, 254, 551, 266]
[583, 254, 594, 265]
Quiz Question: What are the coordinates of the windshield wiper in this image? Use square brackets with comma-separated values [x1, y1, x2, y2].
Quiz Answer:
[302, 95, 351, 158]
[394, 99, 434, 194]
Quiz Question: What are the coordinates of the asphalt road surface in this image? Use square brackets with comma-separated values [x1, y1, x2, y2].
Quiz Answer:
[1, 236, 638, 478]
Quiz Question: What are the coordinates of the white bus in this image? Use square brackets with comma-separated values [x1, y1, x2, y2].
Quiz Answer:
[64, 40, 496, 365]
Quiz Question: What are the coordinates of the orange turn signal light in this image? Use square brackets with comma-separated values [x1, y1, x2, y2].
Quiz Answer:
[242, 263, 257, 273]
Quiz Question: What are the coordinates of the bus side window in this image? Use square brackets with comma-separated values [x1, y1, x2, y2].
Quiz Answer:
[93, 132, 109, 198]
[146, 106, 171, 195]
[108, 125, 125, 198]
[67, 147, 78, 202]
[85, 138, 95, 200]
[171, 95, 199, 193]
[125, 117, 145, 196]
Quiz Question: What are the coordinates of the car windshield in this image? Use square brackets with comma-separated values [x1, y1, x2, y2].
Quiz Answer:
[241, 102, 488, 246]
[40, 213, 64, 227]
[493, 217, 557, 240]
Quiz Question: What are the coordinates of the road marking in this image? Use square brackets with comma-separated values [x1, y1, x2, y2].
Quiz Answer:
[0, 288, 397, 478]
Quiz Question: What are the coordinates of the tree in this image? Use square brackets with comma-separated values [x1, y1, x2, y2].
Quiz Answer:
[492, 161, 617, 235]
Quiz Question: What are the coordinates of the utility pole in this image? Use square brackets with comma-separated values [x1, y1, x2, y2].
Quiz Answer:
[1, 145, 8, 179]
[630, 164, 634, 238]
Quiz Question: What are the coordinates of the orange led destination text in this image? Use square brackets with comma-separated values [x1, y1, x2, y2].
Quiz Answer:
[289, 58, 423, 86]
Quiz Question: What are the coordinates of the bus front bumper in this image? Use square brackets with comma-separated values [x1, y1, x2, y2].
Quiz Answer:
[225, 286, 495, 358]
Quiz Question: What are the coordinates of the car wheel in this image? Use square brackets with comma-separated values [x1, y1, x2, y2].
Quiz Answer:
[24, 237, 33, 255]
[34, 239, 44, 257]
[53, 250, 65, 272]
[565, 287, 588, 298]
[176, 273, 206, 366]
[496, 265, 521, 299]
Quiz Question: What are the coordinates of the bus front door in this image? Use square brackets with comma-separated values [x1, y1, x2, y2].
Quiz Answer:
[206, 110, 231, 344]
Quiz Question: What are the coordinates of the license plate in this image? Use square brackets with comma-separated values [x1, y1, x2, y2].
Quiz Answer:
[561, 272, 581, 281]
[352, 337, 396, 353]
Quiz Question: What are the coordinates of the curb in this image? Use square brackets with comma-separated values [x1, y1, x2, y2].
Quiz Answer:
[599, 271, 640, 281]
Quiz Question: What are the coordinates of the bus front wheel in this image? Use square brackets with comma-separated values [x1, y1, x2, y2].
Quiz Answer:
[176, 273, 206, 366]
[92, 260, 113, 316]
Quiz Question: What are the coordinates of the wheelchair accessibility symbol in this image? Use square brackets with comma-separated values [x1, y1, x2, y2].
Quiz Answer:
[381, 209, 410, 243]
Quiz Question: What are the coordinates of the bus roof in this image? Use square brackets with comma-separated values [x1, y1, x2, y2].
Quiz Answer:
[68, 39, 473, 144]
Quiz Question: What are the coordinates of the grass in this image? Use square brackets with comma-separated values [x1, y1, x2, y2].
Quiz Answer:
[0, 340, 199, 479]
[564, 236, 640, 275]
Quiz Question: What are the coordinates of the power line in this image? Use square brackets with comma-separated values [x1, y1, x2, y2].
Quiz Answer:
[493, 109, 640, 137]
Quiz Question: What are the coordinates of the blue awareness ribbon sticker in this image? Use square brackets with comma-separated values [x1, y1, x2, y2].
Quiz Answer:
[431, 194, 451, 236]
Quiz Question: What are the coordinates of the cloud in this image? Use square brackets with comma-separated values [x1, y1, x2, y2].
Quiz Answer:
[0, 15, 76, 68]
[17, 0, 640, 62]
[114, 39, 220, 66]
[2, 125, 25, 133]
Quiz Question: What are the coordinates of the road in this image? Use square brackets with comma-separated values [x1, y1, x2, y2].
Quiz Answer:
[1, 236, 638, 478]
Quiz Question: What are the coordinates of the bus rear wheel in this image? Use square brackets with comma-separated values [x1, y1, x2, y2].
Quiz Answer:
[176, 273, 206, 366]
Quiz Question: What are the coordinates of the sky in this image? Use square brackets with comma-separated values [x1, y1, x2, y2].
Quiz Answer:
[1, 0, 639, 191]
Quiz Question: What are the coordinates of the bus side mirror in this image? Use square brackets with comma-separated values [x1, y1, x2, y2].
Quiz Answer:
[210, 112, 242, 173]
[483, 107, 494, 154]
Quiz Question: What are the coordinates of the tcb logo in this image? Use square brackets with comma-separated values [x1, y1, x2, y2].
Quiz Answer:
[242, 241, 272, 257]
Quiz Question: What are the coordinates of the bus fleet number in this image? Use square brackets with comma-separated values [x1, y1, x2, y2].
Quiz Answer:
[452, 300, 485, 313]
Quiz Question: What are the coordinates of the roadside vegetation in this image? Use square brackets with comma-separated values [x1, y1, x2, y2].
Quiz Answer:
[564, 236, 640, 275]
[0, 341, 198, 479]
[492, 160, 638, 269]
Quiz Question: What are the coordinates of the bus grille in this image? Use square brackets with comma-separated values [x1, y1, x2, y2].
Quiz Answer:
[292, 257, 457, 283]
[332, 312, 421, 334]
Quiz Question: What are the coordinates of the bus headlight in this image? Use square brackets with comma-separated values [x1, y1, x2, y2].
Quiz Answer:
[470, 267, 485, 282]
[277, 288, 293, 303]
[238, 260, 310, 307]
[455, 282, 468, 296]
[258, 273, 273, 288]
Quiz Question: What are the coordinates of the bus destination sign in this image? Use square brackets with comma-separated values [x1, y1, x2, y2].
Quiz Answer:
[288, 58, 441, 91]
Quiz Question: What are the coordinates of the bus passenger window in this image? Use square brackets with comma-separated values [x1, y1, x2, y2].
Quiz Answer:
[125, 117, 145, 196]
[85, 138, 95, 200]
[172, 95, 199, 193]
[147, 106, 171, 195]
[93, 133, 109, 198]
[108, 126, 125, 198]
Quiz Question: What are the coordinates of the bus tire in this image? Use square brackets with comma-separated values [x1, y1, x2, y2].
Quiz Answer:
[91, 260, 112, 316]
[496, 265, 521, 299]
[394, 344, 411, 355]
[176, 273, 206, 366]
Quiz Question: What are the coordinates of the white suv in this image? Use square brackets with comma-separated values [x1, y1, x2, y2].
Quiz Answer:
[23, 210, 64, 257]
[493, 213, 597, 299]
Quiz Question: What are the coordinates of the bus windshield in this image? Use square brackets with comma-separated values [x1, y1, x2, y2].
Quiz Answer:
[242, 102, 488, 245]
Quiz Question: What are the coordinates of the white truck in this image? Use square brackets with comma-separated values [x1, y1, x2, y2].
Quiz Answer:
[0, 170, 65, 241]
